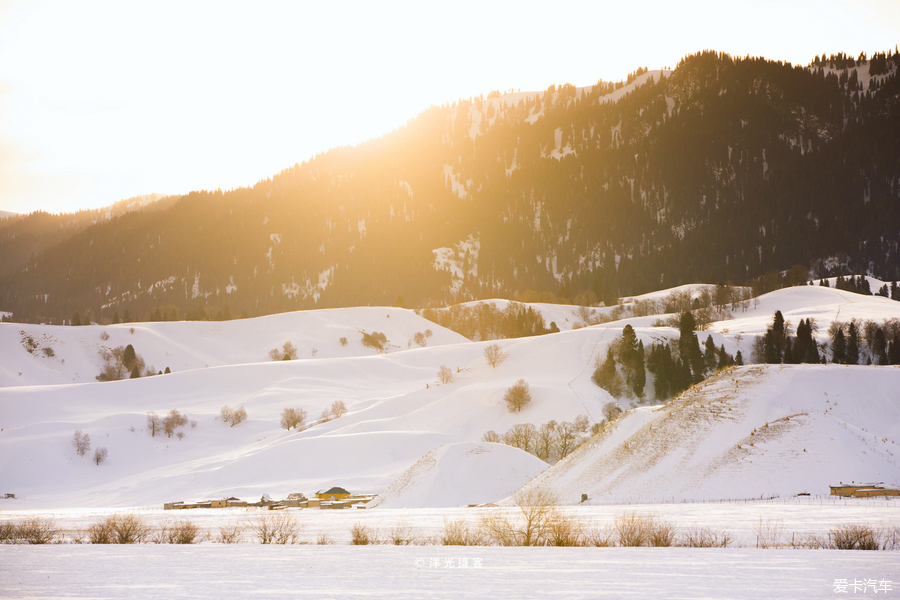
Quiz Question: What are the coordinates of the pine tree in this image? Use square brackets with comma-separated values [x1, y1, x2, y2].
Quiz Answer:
[123, 344, 137, 371]
[846, 322, 860, 365]
[873, 328, 888, 365]
[832, 327, 846, 363]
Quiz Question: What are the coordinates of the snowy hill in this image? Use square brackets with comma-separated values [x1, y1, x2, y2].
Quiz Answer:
[1, 284, 898, 510]
[518, 364, 900, 504]
[370, 442, 548, 508]
[0, 307, 467, 387]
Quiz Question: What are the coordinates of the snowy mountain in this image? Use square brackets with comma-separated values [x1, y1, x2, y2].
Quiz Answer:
[3, 50, 899, 324]
[1, 284, 898, 510]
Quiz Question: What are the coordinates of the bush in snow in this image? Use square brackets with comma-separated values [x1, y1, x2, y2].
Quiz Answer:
[268, 341, 298, 361]
[163, 409, 188, 437]
[349, 523, 376, 545]
[438, 365, 454, 384]
[361, 331, 388, 352]
[93, 447, 108, 465]
[503, 379, 531, 412]
[13, 518, 59, 544]
[831, 524, 880, 550]
[280, 407, 307, 430]
[250, 513, 302, 544]
[89, 514, 150, 544]
[220, 405, 247, 427]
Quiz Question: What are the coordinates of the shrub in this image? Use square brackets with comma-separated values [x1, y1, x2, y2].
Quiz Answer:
[156, 521, 202, 544]
[614, 513, 650, 547]
[583, 522, 615, 547]
[250, 513, 301, 545]
[339, 337, 348, 347]
[350, 523, 375, 545]
[316, 532, 334, 545]
[15, 517, 59, 544]
[221, 405, 247, 427]
[268, 341, 299, 361]
[545, 512, 584, 547]
[680, 526, 731, 548]
[438, 365, 454, 384]
[330, 401, 347, 419]
[504, 379, 531, 412]
[831, 524, 880, 550]
[163, 409, 188, 437]
[361, 331, 388, 352]
[93, 447, 108, 465]
[754, 518, 784, 549]
[484, 343, 508, 368]
[480, 487, 558, 546]
[217, 524, 245, 544]
[389, 522, 420, 546]
[647, 518, 677, 547]
[441, 518, 482, 546]
[0, 521, 19, 543]
[280, 407, 308, 430]
[90, 514, 150, 544]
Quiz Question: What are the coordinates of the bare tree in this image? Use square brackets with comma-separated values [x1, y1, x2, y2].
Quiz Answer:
[602, 402, 622, 422]
[484, 343, 508, 368]
[503, 423, 537, 452]
[93, 447, 108, 465]
[280, 407, 308, 430]
[147, 412, 161, 437]
[481, 430, 501, 443]
[504, 379, 532, 412]
[535, 421, 558, 460]
[164, 409, 188, 438]
[554, 421, 579, 459]
[480, 487, 559, 546]
[72, 430, 91, 456]
[438, 365, 454, 384]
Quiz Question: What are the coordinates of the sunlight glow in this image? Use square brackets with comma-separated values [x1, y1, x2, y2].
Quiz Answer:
[0, 0, 898, 213]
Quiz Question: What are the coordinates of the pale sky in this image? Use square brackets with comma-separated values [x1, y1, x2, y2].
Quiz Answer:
[1, 0, 898, 214]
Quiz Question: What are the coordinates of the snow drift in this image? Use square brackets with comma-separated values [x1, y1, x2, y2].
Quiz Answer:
[370, 442, 548, 509]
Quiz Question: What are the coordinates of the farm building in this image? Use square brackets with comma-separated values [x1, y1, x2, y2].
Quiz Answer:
[829, 483, 900, 498]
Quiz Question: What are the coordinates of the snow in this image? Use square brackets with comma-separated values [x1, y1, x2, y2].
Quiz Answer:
[520, 364, 900, 504]
[370, 442, 548, 508]
[2, 545, 898, 599]
[0, 283, 898, 516]
[0, 307, 466, 387]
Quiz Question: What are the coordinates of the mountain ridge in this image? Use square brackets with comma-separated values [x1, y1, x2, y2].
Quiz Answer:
[2, 49, 899, 324]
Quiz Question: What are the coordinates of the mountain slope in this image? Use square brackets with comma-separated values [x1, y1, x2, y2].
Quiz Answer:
[3, 50, 899, 323]
[519, 364, 900, 504]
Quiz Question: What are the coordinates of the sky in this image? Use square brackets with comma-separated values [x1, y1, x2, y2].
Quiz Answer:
[0, 0, 898, 215]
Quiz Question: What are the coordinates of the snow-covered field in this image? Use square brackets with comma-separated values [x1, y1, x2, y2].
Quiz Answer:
[2, 282, 900, 597]
[4, 544, 898, 599]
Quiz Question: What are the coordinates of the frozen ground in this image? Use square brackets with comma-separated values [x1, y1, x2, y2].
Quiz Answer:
[2, 545, 897, 599]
